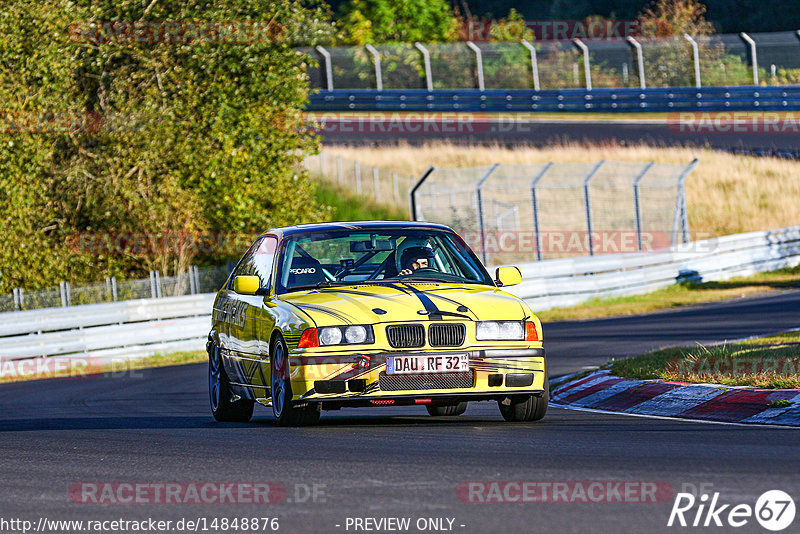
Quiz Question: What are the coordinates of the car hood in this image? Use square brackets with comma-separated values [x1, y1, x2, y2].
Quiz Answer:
[278, 282, 528, 326]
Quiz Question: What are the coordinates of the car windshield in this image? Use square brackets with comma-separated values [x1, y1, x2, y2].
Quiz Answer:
[275, 228, 494, 294]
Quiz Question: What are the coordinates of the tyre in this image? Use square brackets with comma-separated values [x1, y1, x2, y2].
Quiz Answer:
[426, 402, 468, 417]
[498, 373, 548, 422]
[209, 343, 254, 422]
[271, 333, 320, 427]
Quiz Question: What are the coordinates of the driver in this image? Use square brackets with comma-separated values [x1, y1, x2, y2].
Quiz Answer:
[399, 246, 436, 276]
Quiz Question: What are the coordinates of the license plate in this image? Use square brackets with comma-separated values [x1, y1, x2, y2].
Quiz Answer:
[386, 354, 469, 374]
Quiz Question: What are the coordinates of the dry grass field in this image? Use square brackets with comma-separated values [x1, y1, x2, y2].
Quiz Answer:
[323, 143, 800, 238]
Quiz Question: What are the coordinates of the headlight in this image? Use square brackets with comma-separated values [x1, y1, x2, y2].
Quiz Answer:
[317, 325, 374, 345]
[476, 321, 524, 341]
[319, 327, 343, 345]
[344, 325, 368, 344]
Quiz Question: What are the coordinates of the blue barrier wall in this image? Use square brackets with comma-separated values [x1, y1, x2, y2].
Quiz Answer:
[307, 86, 800, 113]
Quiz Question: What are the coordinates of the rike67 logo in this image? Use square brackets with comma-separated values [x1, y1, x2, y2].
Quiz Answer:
[668, 489, 795, 531]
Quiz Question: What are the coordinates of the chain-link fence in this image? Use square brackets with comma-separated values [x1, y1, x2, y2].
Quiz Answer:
[2, 265, 230, 313]
[304, 151, 417, 214]
[304, 32, 800, 90]
[411, 160, 697, 265]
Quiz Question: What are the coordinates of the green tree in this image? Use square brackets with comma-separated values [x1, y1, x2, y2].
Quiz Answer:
[0, 0, 335, 293]
[337, 0, 460, 44]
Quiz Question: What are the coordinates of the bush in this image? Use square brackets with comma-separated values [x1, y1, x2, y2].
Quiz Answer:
[0, 0, 335, 293]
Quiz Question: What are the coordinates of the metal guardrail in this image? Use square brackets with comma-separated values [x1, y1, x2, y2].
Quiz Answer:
[0, 294, 215, 364]
[2, 226, 799, 366]
[503, 225, 800, 311]
[307, 86, 800, 112]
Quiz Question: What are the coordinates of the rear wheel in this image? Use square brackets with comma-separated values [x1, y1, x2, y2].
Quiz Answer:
[426, 402, 468, 417]
[209, 343, 254, 422]
[271, 334, 320, 427]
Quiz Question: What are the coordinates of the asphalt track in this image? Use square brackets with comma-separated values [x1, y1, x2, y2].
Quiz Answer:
[1, 291, 800, 533]
[318, 116, 800, 152]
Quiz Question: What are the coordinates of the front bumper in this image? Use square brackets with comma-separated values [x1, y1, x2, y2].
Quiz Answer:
[288, 347, 546, 404]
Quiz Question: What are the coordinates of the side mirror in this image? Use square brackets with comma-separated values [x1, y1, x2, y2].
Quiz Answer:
[233, 275, 261, 295]
[495, 266, 522, 287]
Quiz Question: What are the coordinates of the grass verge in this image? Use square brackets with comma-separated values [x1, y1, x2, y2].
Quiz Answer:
[315, 179, 408, 222]
[536, 265, 800, 322]
[0, 350, 206, 384]
[609, 330, 800, 389]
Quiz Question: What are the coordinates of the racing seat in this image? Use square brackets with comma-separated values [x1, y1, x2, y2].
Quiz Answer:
[287, 256, 326, 286]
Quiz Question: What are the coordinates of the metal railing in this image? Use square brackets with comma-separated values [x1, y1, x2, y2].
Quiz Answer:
[0, 294, 215, 364]
[504, 225, 800, 311]
[410, 159, 698, 265]
[3, 225, 798, 365]
[1, 265, 229, 313]
[303, 32, 800, 91]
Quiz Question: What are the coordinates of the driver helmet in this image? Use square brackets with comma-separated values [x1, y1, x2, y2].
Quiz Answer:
[400, 246, 435, 271]
[395, 236, 431, 272]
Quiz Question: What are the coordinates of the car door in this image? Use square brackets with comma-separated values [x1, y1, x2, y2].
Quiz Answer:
[227, 235, 279, 399]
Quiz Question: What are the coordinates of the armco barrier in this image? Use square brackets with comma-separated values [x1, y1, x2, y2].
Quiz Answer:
[307, 86, 800, 113]
[504, 225, 800, 310]
[0, 294, 214, 364]
[2, 226, 799, 366]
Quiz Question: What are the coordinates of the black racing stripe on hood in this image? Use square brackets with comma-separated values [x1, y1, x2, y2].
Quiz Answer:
[390, 282, 442, 318]
[294, 304, 355, 324]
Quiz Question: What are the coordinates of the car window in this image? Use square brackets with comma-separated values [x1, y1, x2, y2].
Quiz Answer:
[228, 235, 278, 291]
[275, 229, 493, 294]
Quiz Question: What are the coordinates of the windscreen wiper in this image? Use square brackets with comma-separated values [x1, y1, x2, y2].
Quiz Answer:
[289, 281, 343, 292]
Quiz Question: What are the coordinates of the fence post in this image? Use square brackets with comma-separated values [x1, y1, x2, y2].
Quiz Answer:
[373, 167, 381, 200]
[582, 161, 605, 256]
[59, 281, 71, 307]
[13, 288, 21, 311]
[632, 162, 655, 251]
[149, 271, 157, 298]
[365, 44, 383, 91]
[671, 159, 699, 245]
[465, 41, 485, 91]
[111, 277, 118, 301]
[520, 39, 540, 91]
[683, 34, 702, 88]
[475, 164, 501, 265]
[626, 36, 646, 89]
[409, 166, 435, 221]
[105, 276, 112, 301]
[315, 45, 334, 91]
[530, 163, 554, 261]
[740, 32, 759, 85]
[337, 156, 343, 185]
[414, 42, 433, 91]
[355, 161, 362, 195]
[573, 39, 592, 91]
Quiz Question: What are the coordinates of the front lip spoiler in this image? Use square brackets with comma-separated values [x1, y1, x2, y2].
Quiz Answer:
[305, 389, 546, 408]
[290, 347, 545, 365]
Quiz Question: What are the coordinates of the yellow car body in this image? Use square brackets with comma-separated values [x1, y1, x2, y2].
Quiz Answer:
[208, 221, 546, 425]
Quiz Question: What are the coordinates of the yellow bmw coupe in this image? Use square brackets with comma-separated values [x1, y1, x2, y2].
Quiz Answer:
[208, 221, 546, 426]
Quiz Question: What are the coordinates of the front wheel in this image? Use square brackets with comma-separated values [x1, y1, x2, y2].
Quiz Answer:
[271, 334, 320, 427]
[498, 375, 548, 422]
[209, 343, 254, 422]
[426, 402, 468, 417]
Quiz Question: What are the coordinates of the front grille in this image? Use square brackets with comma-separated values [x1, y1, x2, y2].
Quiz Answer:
[386, 324, 425, 348]
[379, 371, 475, 391]
[428, 323, 466, 347]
